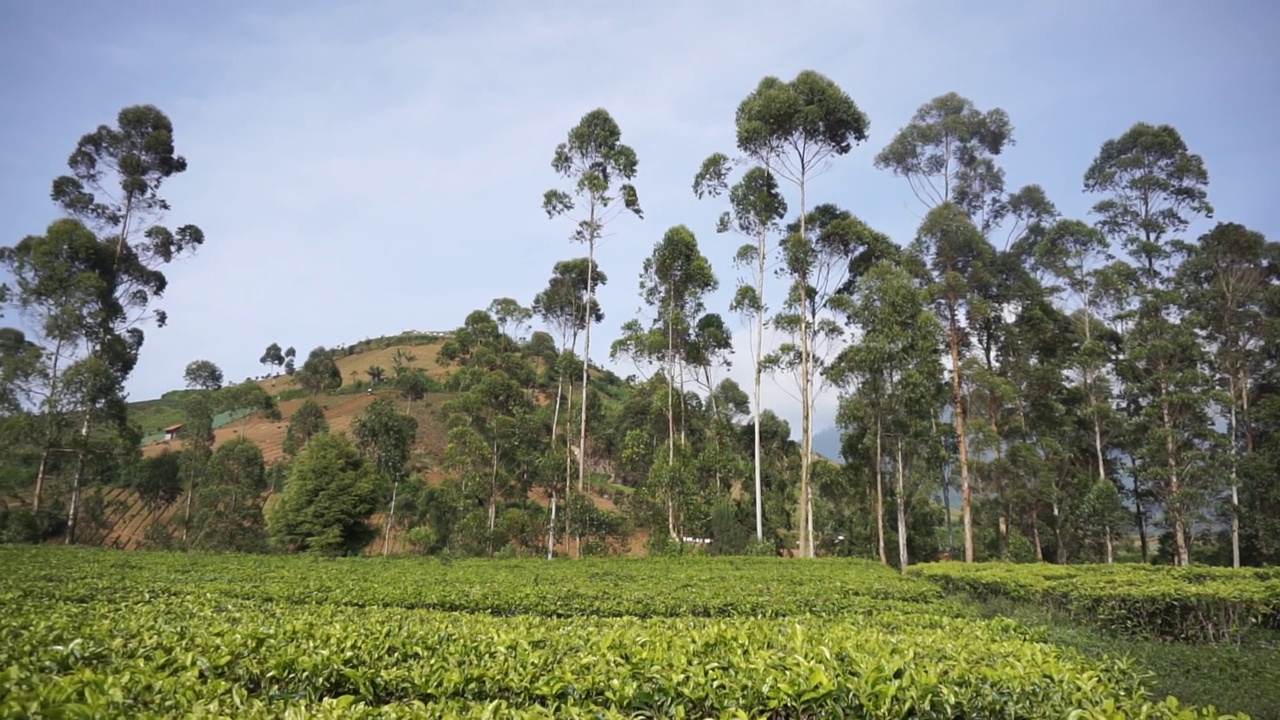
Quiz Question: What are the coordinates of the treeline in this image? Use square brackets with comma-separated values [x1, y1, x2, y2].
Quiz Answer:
[3, 71, 1278, 567]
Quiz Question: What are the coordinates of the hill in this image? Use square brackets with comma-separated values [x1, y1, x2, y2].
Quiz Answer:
[5, 331, 645, 556]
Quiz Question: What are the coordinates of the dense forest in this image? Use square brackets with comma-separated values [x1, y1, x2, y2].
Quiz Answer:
[2, 70, 1277, 568]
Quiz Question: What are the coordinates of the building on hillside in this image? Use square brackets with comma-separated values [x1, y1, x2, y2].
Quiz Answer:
[163, 424, 183, 441]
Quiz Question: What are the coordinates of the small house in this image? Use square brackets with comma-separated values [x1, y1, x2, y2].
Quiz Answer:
[163, 424, 184, 441]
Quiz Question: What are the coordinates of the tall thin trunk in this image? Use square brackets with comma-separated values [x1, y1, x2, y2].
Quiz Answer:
[1032, 510, 1043, 561]
[1159, 384, 1189, 566]
[875, 418, 886, 565]
[33, 336, 66, 514]
[488, 439, 499, 555]
[895, 437, 908, 573]
[550, 371, 564, 443]
[797, 176, 812, 558]
[64, 411, 91, 545]
[578, 222, 596, 496]
[934, 415, 953, 553]
[1229, 376, 1241, 569]
[382, 477, 399, 557]
[753, 227, 766, 541]
[992, 411, 1008, 561]
[547, 491, 557, 560]
[1052, 500, 1066, 564]
[562, 376, 574, 558]
[667, 315, 676, 463]
[1133, 469, 1149, 563]
[947, 304, 975, 562]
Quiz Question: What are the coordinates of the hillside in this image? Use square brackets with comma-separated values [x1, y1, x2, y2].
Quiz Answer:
[5, 333, 639, 556]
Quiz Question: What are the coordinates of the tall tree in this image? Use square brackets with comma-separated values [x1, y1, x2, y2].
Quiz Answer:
[875, 92, 1015, 563]
[833, 260, 945, 571]
[0, 219, 120, 514]
[637, 225, 718, 538]
[1084, 122, 1213, 566]
[49, 105, 206, 540]
[734, 70, 869, 557]
[543, 108, 642, 495]
[910, 204, 995, 562]
[1178, 222, 1279, 567]
[693, 157, 787, 541]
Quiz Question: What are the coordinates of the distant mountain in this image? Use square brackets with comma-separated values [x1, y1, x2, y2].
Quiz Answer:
[812, 426, 843, 464]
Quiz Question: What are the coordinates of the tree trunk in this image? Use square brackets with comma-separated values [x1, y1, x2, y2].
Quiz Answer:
[562, 378, 574, 558]
[182, 480, 195, 542]
[578, 231, 595, 496]
[875, 418, 886, 565]
[33, 447, 52, 515]
[488, 440, 499, 555]
[935, 416, 953, 553]
[796, 175, 814, 558]
[547, 491, 557, 560]
[1159, 385, 1189, 567]
[895, 437, 909, 573]
[33, 336, 67, 514]
[1134, 471, 1149, 564]
[1052, 500, 1066, 564]
[753, 224, 767, 541]
[946, 303, 975, 562]
[1229, 380, 1241, 569]
[991, 411, 1008, 561]
[382, 477, 399, 557]
[1032, 510, 1043, 562]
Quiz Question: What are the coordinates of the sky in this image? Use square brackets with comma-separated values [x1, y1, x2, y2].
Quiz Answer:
[2, 0, 1278, 436]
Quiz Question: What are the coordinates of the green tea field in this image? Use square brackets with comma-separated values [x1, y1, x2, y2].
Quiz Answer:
[4, 548, 1278, 718]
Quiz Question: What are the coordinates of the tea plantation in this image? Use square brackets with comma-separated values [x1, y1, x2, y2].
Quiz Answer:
[2, 547, 1275, 718]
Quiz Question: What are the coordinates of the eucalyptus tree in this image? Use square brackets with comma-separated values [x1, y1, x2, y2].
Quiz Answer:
[910, 203, 995, 562]
[49, 106, 206, 536]
[488, 297, 533, 342]
[1178, 222, 1279, 567]
[832, 259, 944, 571]
[733, 71, 869, 556]
[543, 109, 642, 494]
[693, 159, 787, 540]
[772, 205, 894, 555]
[533, 258, 606, 463]
[639, 226, 718, 457]
[352, 396, 419, 557]
[633, 225, 717, 536]
[875, 92, 1018, 562]
[0, 219, 119, 514]
[1084, 122, 1214, 566]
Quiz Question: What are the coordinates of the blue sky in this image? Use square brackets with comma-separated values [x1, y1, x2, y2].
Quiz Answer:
[2, 0, 1278, 434]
